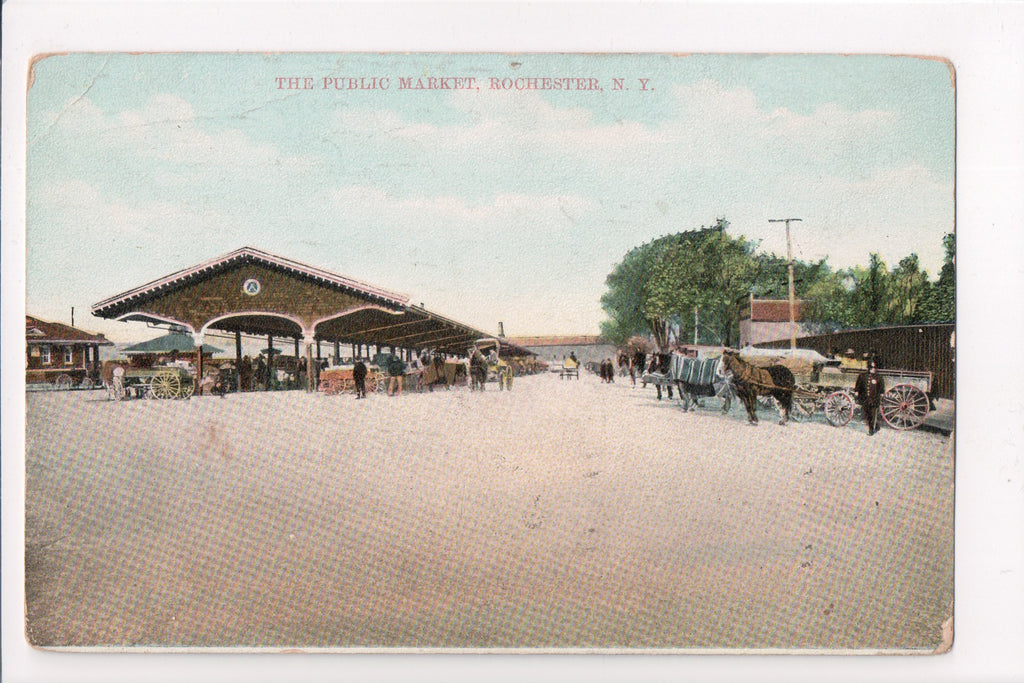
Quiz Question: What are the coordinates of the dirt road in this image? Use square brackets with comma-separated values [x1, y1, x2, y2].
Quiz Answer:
[24, 372, 954, 650]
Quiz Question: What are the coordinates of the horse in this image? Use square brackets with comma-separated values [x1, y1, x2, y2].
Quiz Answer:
[720, 349, 794, 425]
[469, 348, 489, 391]
[672, 356, 734, 414]
[642, 352, 674, 400]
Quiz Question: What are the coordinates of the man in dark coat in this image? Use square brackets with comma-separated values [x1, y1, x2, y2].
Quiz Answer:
[855, 357, 884, 434]
[631, 350, 645, 386]
[353, 357, 368, 399]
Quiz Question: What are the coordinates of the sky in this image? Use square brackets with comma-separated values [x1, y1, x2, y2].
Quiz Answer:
[26, 52, 955, 342]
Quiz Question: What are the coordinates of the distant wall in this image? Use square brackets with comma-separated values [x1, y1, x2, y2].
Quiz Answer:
[520, 344, 618, 368]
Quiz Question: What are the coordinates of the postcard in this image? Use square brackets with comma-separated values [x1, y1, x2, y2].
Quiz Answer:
[17, 50, 964, 656]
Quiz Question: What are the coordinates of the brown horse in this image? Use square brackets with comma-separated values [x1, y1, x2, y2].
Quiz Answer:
[721, 349, 794, 425]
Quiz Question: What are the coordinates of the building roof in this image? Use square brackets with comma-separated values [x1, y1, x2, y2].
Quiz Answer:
[506, 335, 610, 348]
[123, 332, 224, 355]
[91, 246, 410, 319]
[25, 315, 113, 345]
[90, 247, 536, 357]
[744, 299, 808, 323]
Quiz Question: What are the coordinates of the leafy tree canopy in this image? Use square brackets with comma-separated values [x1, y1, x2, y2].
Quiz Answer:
[601, 223, 954, 347]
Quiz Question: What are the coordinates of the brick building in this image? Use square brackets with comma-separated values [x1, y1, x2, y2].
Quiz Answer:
[738, 295, 812, 347]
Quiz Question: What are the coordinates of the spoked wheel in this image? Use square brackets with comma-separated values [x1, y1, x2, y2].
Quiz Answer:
[179, 377, 195, 398]
[824, 391, 855, 427]
[150, 370, 181, 399]
[881, 383, 930, 431]
[54, 374, 74, 391]
[791, 395, 818, 422]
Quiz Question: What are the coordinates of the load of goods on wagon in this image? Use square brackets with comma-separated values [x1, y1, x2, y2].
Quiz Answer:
[318, 362, 387, 396]
[735, 348, 934, 431]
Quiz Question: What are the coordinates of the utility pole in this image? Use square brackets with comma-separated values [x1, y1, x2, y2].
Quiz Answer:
[768, 218, 802, 350]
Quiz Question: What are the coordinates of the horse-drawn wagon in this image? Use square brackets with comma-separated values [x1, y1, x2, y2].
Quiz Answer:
[732, 348, 934, 431]
[559, 358, 580, 380]
[102, 362, 195, 400]
[470, 338, 513, 390]
[318, 364, 385, 396]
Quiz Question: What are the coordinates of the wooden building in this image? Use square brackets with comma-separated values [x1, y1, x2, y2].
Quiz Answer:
[91, 246, 533, 391]
[25, 315, 113, 388]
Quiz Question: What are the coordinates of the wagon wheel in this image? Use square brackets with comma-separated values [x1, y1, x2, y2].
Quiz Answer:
[179, 376, 195, 398]
[823, 391, 855, 427]
[150, 370, 181, 399]
[54, 373, 74, 391]
[881, 383, 930, 431]
[791, 393, 818, 421]
[80, 376, 95, 390]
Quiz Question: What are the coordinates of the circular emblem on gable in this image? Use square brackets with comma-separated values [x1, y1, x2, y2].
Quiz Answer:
[242, 278, 262, 296]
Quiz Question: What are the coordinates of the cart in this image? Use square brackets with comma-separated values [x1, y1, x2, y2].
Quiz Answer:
[103, 364, 195, 400]
[318, 365, 384, 396]
[792, 367, 933, 431]
[475, 338, 514, 390]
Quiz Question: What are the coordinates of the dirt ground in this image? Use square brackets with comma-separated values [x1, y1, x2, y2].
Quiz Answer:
[24, 371, 954, 651]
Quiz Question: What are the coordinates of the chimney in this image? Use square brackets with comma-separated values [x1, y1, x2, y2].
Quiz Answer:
[498, 322, 505, 338]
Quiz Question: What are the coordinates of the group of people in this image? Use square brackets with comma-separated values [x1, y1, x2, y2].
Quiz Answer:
[351, 353, 411, 398]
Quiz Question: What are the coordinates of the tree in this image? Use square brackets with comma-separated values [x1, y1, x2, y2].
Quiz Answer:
[600, 237, 671, 346]
[640, 219, 758, 348]
[888, 254, 930, 324]
[917, 232, 955, 323]
[846, 253, 892, 326]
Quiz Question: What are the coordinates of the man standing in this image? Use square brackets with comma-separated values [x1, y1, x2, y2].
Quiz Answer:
[387, 354, 406, 396]
[855, 357, 884, 435]
[631, 349, 645, 387]
[353, 356, 368, 399]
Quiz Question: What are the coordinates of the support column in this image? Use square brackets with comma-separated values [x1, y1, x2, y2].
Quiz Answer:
[304, 334, 316, 392]
[294, 337, 301, 389]
[267, 335, 274, 390]
[235, 331, 243, 392]
[192, 332, 205, 396]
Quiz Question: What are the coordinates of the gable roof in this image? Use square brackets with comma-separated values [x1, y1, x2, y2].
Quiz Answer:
[123, 332, 224, 355]
[91, 246, 409, 318]
[25, 316, 113, 345]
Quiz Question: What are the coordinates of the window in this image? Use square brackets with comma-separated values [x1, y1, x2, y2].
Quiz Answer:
[41, 346, 52, 364]
[64, 346, 74, 365]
